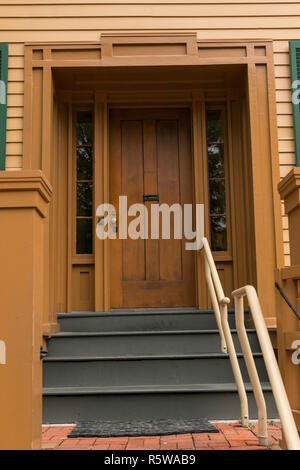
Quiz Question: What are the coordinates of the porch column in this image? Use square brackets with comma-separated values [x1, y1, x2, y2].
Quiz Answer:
[277, 168, 300, 445]
[247, 59, 284, 325]
[0, 170, 52, 450]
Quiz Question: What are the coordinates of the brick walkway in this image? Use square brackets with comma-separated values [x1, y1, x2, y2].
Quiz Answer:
[42, 422, 282, 450]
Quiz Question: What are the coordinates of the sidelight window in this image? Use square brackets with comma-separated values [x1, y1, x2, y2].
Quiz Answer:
[206, 108, 228, 252]
[75, 111, 94, 254]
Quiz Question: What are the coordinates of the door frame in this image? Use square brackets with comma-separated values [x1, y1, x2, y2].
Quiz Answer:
[93, 93, 248, 311]
[107, 107, 197, 309]
[94, 99, 200, 311]
[67, 90, 255, 312]
[23, 35, 283, 327]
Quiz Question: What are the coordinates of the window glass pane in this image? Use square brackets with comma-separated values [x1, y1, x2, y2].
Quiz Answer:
[77, 147, 93, 180]
[206, 110, 224, 143]
[209, 179, 226, 215]
[76, 112, 93, 145]
[77, 182, 93, 217]
[76, 218, 93, 254]
[206, 108, 228, 252]
[210, 216, 227, 251]
[208, 144, 224, 178]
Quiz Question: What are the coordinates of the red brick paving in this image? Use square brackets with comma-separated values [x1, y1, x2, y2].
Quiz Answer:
[42, 421, 282, 450]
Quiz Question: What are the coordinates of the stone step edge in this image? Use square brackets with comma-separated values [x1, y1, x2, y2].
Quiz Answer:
[50, 329, 256, 338]
[43, 382, 272, 396]
[44, 352, 263, 362]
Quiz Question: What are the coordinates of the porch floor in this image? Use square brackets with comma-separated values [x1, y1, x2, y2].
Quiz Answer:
[42, 421, 282, 450]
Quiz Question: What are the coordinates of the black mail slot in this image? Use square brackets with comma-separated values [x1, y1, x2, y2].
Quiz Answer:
[143, 194, 159, 202]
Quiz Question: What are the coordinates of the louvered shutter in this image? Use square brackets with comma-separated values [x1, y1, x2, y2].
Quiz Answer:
[0, 44, 8, 171]
[290, 41, 300, 167]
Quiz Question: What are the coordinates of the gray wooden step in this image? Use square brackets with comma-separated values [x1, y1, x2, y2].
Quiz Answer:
[42, 382, 277, 423]
[43, 308, 276, 425]
[46, 329, 260, 357]
[58, 308, 242, 332]
[43, 353, 268, 388]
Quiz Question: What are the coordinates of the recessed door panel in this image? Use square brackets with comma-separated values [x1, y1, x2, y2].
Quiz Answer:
[109, 108, 196, 308]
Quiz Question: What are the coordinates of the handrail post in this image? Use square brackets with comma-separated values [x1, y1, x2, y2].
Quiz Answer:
[233, 285, 300, 450]
[201, 237, 249, 427]
[204, 257, 227, 353]
[234, 293, 268, 446]
[277, 168, 300, 447]
[219, 300, 249, 427]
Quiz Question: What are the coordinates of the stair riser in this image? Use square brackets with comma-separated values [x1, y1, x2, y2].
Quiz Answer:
[47, 332, 260, 357]
[42, 391, 277, 423]
[43, 356, 269, 388]
[58, 313, 239, 332]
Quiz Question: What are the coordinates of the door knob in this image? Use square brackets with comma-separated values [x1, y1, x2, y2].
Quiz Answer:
[110, 212, 117, 233]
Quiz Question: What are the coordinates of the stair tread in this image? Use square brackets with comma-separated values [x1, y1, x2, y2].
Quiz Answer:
[58, 308, 240, 319]
[51, 328, 254, 337]
[44, 351, 263, 362]
[43, 382, 272, 395]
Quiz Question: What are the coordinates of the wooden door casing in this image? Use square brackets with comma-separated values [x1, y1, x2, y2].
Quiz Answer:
[109, 108, 196, 308]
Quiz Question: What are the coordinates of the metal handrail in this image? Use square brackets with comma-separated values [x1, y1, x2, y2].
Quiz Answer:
[275, 282, 300, 322]
[232, 285, 300, 450]
[201, 237, 249, 427]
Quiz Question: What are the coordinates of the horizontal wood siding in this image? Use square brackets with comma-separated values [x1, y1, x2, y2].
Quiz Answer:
[5, 42, 24, 171]
[1, 1, 297, 265]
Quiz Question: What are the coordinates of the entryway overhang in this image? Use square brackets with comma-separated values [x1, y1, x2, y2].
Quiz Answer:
[22, 33, 284, 333]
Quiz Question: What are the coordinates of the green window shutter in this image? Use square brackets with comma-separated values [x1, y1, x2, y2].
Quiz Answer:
[290, 41, 300, 167]
[0, 43, 8, 171]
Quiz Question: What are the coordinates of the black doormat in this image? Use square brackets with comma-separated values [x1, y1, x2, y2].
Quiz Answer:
[68, 418, 219, 438]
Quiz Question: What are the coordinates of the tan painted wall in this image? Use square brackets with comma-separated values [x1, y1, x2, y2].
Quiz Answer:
[0, 0, 298, 265]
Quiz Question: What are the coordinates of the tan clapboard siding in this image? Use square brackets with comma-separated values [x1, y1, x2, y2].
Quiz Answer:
[275, 38, 296, 266]
[6, 143, 22, 155]
[273, 37, 295, 267]
[6, 118, 23, 130]
[3, 3, 300, 17]
[3, 17, 300, 31]
[283, 216, 289, 231]
[6, 130, 23, 143]
[278, 140, 295, 152]
[7, 81, 24, 93]
[277, 115, 294, 127]
[276, 78, 293, 90]
[283, 229, 289, 243]
[7, 108, 24, 118]
[278, 153, 295, 164]
[6, 43, 24, 180]
[1, 0, 299, 3]
[5, 156, 23, 168]
[4, 29, 300, 42]
[277, 102, 293, 114]
[278, 127, 294, 140]
[2, 3, 299, 266]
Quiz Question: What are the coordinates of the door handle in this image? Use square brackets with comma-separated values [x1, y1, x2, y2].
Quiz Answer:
[97, 214, 117, 232]
[110, 212, 117, 233]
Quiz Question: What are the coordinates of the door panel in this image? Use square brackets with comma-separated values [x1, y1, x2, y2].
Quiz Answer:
[109, 108, 196, 308]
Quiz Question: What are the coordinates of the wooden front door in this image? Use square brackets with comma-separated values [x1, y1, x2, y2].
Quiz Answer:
[109, 108, 196, 308]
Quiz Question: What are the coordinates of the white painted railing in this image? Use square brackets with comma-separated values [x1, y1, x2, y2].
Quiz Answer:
[0, 340, 6, 364]
[232, 285, 300, 450]
[201, 237, 249, 427]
